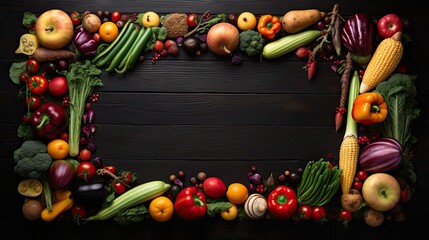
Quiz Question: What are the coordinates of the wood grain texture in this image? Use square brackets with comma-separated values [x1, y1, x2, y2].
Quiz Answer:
[1, 0, 429, 239]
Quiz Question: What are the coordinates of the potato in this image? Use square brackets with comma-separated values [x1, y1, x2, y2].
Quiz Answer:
[22, 198, 44, 221]
[364, 208, 385, 227]
[83, 13, 101, 33]
[282, 9, 326, 33]
[340, 189, 363, 212]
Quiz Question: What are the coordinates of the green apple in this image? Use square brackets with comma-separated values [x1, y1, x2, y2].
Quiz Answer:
[35, 9, 74, 49]
[362, 173, 400, 211]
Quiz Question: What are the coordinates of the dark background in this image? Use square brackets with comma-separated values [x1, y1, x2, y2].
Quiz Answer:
[1, 1, 428, 239]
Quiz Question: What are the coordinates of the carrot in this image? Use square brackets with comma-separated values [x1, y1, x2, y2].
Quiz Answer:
[30, 47, 75, 62]
[281, 9, 326, 33]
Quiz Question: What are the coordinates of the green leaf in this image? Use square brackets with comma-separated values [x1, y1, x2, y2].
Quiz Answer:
[206, 201, 232, 217]
[22, 12, 37, 30]
[9, 62, 26, 85]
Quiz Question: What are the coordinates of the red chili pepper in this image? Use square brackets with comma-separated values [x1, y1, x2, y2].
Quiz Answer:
[174, 186, 207, 220]
[267, 185, 298, 220]
[307, 59, 317, 81]
[335, 106, 346, 132]
[28, 102, 68, 140]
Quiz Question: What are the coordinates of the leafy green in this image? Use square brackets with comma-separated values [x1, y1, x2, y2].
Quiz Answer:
[113, 204, 149, 225]
[9, 61, 26, 85]
[374, 73, 420, 183]
[22, 12, 37, 31]
[206, 199, 232, 217]
[59, 60, 103, 157]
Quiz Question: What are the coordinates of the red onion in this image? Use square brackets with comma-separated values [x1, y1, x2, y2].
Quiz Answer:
[73, 27, 98, 57]
[359, 137, 402, 172]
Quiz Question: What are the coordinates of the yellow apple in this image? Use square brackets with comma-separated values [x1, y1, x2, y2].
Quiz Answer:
[220, 203, 238, 221]
[142, 11, 160, 28]
[362, 173, 401, 212]
[35, 9, 74, 49]
[237, 12, 257, 31]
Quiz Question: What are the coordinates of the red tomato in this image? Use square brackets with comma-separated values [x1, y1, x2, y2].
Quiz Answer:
[356, 170, 368, 181]
[111, 11, 121, 23]
[338, 209, 352, 228]
[353, 180, 363, 190]
[294, 204, 312, 221]
[71, 204, 86, 224]
[120, 171, 134, 184]
[202, 176, 227, 198]
[79, 149, 92, 161]
[69, 11, 81, 26]
[27, 75, 49, 95]
[49, 75, 68, 97]
[25, 95, 42, 111]
[76, 161, 96, 180]
[19, 72, 30, 83]
[113, 181, 126, 195]
[26, 59, 40, 73]
[153, 40, 164, 52]
[187, 13, 198, 27]
[311, 206, 327, 222]
[103, 165, 117, 175]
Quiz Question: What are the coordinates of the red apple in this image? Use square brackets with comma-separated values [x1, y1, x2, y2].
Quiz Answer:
[35, 9, 74, 49]
[203, 177, 227, 198]
[377, 13, 403, 39]
[362, 173, 401, 211]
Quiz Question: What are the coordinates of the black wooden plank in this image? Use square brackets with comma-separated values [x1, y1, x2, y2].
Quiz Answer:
[92, 92, 339, 125]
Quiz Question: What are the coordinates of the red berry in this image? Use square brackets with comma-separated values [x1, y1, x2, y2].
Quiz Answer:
[295, 47, 309, 59]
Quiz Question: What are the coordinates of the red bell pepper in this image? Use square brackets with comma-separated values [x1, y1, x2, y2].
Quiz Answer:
[174, 186, 207, 220]
[267, 185, 298, 220]
[29, 102, 68, 140]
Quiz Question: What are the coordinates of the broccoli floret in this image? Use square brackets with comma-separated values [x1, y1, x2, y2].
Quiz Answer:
[13, 140, 52, 179]
[239, 30, 265, 57]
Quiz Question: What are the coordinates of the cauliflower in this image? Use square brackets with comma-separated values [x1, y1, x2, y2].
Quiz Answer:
[13, 140, 52, 179]
[239, 30, 265, 57]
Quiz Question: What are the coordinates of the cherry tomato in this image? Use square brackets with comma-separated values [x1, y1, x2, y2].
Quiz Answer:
[111, 11, 121, 23]
[311, 206, 327, 223]
[76, 161, 96, 180]
[120, 170, 134, 184]
[25, 95, 42, 111]
[187, 13, 198, 28]
[26, 59, 40, 73]
[27, 75, 49, 95]
[294, 204, 312, 221]
[113, 181, 126, 195]
[153, 40, 164, 52]
[356, 170, 368, 181]
[71, 204, 87, 224]
[22, 113, 32, 123]
[79, 148, 92, 161]
[353, 180, 363, 190]
[69, 11, 81, 26]
[338, 209, 352, 228]
[19, 72, 30, 83]
[103, 165, 117, 175]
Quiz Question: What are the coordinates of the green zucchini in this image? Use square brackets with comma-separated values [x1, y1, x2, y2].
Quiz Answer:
[85, 180, 171, 221]
[262, 30, 321, 59]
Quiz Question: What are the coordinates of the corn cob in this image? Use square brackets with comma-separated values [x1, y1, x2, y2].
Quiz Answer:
[339, 70, 360, 194]
[360, 31, 403, 93]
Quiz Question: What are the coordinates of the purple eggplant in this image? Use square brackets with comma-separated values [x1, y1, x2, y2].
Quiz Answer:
[73, 27, 98, 58]
[341, 13, 374, 64]
[359, 137, 402, 173]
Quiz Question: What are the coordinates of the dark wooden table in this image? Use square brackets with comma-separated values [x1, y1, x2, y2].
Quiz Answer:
[1, 1, 428, 239]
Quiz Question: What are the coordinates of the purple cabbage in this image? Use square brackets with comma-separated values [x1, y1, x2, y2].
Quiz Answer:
[341, 13, 374, 64]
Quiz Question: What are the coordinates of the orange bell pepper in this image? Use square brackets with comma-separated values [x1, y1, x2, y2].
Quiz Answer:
[257, 15, 281, 40]
[352, 92, 388, 125]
